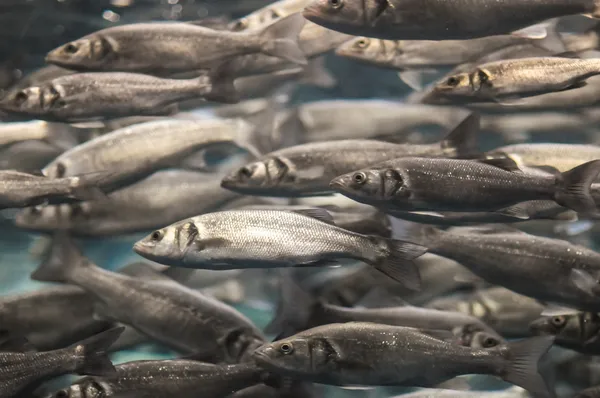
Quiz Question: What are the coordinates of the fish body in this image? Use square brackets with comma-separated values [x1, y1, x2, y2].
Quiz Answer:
[0, 170, 106, 209]
[52, 360, 266, 398]
[253, 322, 553, 397]
[43, 118, 259, 193]
[489, 143, 600, 172]
[46, 15, 307, 73]
[412, 226, 600, 312]
[427, 287, 545, 337]
[330, 157, 600, 214]
[303, 0, 598, 40]
[0, 72, 237, 122]
[133, 209, 427, 290]
[435, 57, 600, 99]
[31, 236, 266, 361]
[15, 170, 242, 236]
[0, 328, 121, 398]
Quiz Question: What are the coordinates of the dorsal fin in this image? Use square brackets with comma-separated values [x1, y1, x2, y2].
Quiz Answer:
[478, 155, 522, 173]
[290, 208, 335, 225]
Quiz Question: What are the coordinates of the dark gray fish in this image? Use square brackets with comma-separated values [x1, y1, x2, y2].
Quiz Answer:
[330, 157, 600, 215]
[530, 311, 600, 354]
[0, 170, 107, 209]
[303, 0, 600, 40]
[0, 71, 238, 122]
[15, 170, 243, 237]
[133, 209, 427, 290]
[252, 322, 553, 397]
[427, 287, 545, 337]
[31, 235, 266, 362]
[49, 360, 268, 398]
[405, 225, 600, 312]
[0, 327, 122, 398]
[222, 113, 479, 197]
[265, 272, 501, 340]
[46, 14, 307, 73]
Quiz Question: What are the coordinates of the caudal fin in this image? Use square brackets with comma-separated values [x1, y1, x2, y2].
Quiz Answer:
[501, 336, 555, 398]
[301, 57, 337, 88]
[373, 238, 427, 291]
[30, 233, 87, 283]
[71, 327, 124, 376]
[259, 13, 307, 65]
[555, 159, 600, 215]
[69, 171, 111, 201]
[440, 112, 480, 158]
[205, 65, 240, 104]
[264, 271, 318, 338]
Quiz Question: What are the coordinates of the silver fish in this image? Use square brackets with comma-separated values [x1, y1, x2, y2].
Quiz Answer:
[330, 157, 600, 215]
[46, 14, 307, 73]
[390, 387, 529, 398]
[0, 71, 238, 122]
[0, 120, 77, 150]
[0, 140, 64, 173]
[252, 322, 553, 396]
[303, 0, 600, 40]
[133, 209, 427, 290]
[230, 0, 314, 31]
[43, 118, 261, 193]
[488, 143, 600, 172]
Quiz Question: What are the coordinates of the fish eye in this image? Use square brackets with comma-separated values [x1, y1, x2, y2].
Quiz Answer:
[55, 162, 66, 178]
[478, 69, 489, 84]
[29, 206, 42, 215]
[239, 166, 254, 178]
[13, 90, 28, 106]
[231, 19, 247, 31]
[63, 43, 79, 54]
[279, 342, 294, 354]
[552, 316, 566, 327]
[328, 0, 344, 9]
[150, 230, 164, 242]
[482, 336, 499, 348]
[446, 76, 460, 87]
[355, 38, 369, 49]
[352, 172, 367, 185]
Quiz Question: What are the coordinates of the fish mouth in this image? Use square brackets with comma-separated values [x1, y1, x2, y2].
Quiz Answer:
[329, 179, 347, 191]
[252, 348, 276, 367]
[133, 241, 154, 256]
[302, 4, 324, 24]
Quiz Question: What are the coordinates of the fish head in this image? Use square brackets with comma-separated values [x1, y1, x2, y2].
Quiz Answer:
[335, 37, 391, 63]
[303, 0, 366, 35]
[0, 83, 68, 117]
[529, 313, 577, 339]
[49, 377, 105, 398]
[433, 72, 473, 97]
[253, 336, 337, 376]
[134, 220, 194, 265]
[330, 167, 407, 203]
[230, 7, 283, 31]
[221, 157, 297, 195]
[46, 36, 114, 70]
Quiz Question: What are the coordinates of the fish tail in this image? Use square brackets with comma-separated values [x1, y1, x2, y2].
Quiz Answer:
[301, 57, 336, 88]
[44, 122, 78, 151]
[264, 271, 318, 338]
[500, 336, 555, 398]
[439, 112, 480, 158]
[371, 237, 427, 291]
[30, 233, 88, 283]
[259, 13, 307, 65]
[204, 65, 240, 104]
[69, 171, 111, 201]
[555, 159, 600, 215]
[70, 327, 123, 376]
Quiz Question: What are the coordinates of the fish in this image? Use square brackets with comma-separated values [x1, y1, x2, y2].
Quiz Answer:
[389, 386, 529, 398]
[434, 57, 600, 101]
[237, 204, 392, 237]
[278, 99, 469, 142]
[221, 113, 479, 197]
[15, 170, 243, 236]
[46, 14, 307, 73]
[404, 225, 600, 313]
[42, 118, 262, 193]
[0, 170, 108, 209]
[0, 327, 122, 398]
[9, 65, 75, 91]
[564, 22, 600, 54]
[230, 0, 313, 31]
[0, 71, 238, 122]
[49, 360, 270, 398]
[133, 209, 427, 290]
[302, 0, 600, 40]
[265, 272, 501, 340]
[488, 143, 600, 172]
[330, 157, 600, 215]
[0, 140, 65, 173]
[0, 120, 77, 150]
[427, 287, 545, 338]
[252, 322, 554, 396]
[530, 311, 600, 354]
[31, 234, 266, 362]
